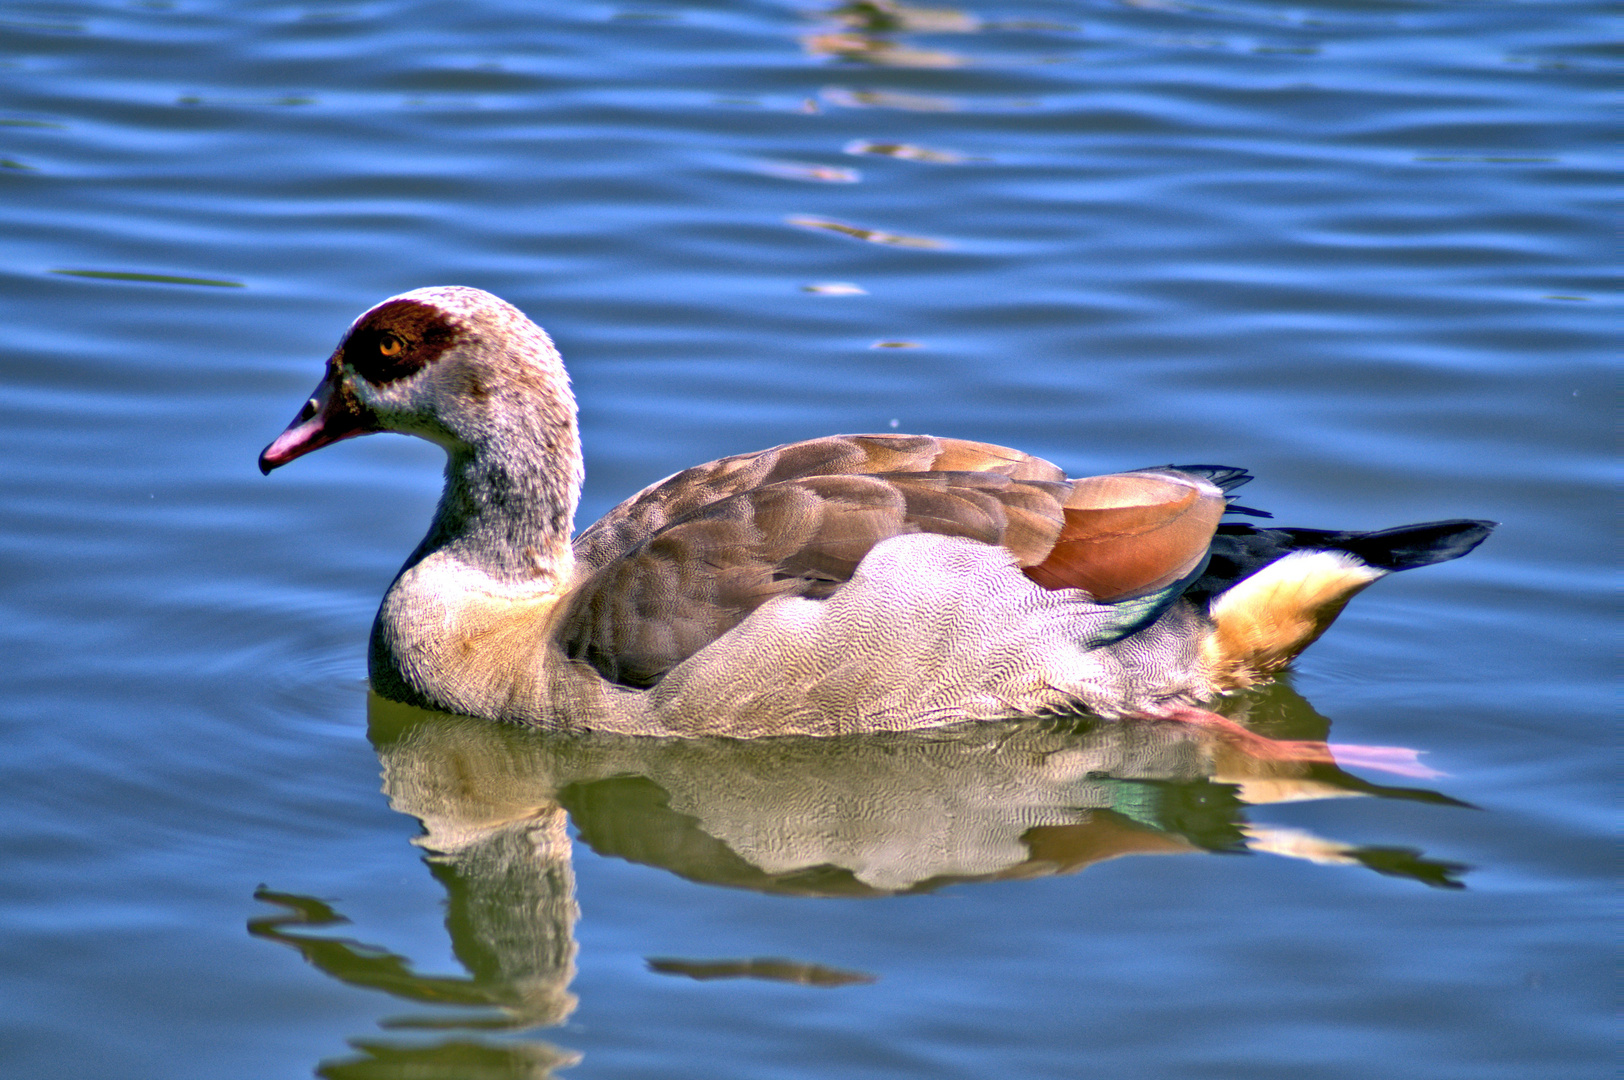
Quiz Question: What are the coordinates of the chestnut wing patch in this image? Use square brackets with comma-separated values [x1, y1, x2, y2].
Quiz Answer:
[1022, 470, 1229, 602]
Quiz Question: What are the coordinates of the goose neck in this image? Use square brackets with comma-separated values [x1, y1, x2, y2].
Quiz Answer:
[420, 432, 583, 587]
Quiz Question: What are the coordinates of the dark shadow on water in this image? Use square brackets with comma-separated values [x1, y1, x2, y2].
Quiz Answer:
[251, 683, 1470, 1074]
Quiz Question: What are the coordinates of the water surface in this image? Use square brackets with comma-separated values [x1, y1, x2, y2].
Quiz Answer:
[0, 2, 1612, 1078]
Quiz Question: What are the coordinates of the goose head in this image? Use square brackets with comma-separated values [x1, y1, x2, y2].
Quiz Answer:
[259, 286, 584, 582]
[258, 286, 575, 469]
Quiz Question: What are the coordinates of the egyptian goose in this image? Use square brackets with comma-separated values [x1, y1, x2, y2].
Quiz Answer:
[260, 287, 1492, 738]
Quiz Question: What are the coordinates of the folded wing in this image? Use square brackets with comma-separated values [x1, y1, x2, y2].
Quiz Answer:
[562, 437, 1228, 687]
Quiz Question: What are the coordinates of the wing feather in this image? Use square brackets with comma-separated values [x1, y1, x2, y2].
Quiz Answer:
[562, 443, 1226, 688]
[572, 433, 1068, 572]
[1022, 470, 1228, 601]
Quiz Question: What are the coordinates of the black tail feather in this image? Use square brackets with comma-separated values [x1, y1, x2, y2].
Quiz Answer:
[1337, 519, 1497, 572]
[1146, 465, 1494, 603]
[1183, 519, 1495, 607]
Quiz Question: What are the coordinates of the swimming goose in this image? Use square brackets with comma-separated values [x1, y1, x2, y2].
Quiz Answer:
[260, 286, 1492, 738]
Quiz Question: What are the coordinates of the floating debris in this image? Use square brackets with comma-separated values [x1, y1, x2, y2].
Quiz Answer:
[826, 0, 980, 33]
[803, 32, 966, 68]
[843, 139, 968, 163]
[802, 282, 869, 295]
[755, 159, 861, 183]
[51, 269, 245, 288]
[647, 956, 877, 987]
[871, 339, 923, 348]
[788, 215, 947, 249]
[819, 86, 963, 112]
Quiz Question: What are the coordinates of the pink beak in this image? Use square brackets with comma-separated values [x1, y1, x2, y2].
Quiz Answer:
[259, 365, 375, 474]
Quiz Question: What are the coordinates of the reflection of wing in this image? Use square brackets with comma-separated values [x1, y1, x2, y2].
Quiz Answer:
[369, 691, 1468, 897]
[564, 434, 1227, 687]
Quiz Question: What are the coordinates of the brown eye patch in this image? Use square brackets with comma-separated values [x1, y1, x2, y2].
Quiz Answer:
[343, 299, 464, 385]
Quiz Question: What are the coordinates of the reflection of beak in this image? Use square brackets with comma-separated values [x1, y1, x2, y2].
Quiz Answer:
[258, 365, 375, 474]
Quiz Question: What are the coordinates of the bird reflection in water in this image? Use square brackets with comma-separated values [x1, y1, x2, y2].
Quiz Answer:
[251, 685, 1468, 1077]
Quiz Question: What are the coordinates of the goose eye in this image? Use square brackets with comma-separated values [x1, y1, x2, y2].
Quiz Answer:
[378, 334, 404, 357]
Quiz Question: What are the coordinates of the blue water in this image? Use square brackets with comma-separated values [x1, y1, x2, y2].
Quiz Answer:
[0, 2, 1612, 1077]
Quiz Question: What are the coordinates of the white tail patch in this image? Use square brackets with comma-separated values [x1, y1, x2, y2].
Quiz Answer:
[1240, 825, 1361, 866]
[1202, 550, 1385, 688]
